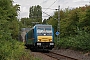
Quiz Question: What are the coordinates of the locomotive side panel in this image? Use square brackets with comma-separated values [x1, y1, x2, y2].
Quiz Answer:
[25, 29, 34, 47]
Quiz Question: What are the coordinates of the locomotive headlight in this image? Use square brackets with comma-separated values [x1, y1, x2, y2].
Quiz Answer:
[50, 43, 54, 45]
[49, 39, 52, 42]
[37, 43, 41, 45]
[38, 39, 41, 42]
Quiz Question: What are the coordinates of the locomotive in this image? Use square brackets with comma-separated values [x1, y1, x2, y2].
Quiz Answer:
[25, 24, 54, 51]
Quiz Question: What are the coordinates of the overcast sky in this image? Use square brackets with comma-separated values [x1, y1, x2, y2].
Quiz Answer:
[13, 0, 90, 19]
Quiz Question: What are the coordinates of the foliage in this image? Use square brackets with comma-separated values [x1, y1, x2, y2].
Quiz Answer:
[21, 5, 42, 28]
[0, 40, 25, 60]
[0, 0, 20, 39]
[29, 5, 42, 23]
[56, 31, 90, 51]
[21, 18, 34, 28]
[0, 0, 36, 60]
[47, 5, 90, 37]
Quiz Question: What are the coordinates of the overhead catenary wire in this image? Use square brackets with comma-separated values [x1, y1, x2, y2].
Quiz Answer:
[43, 0, 58, 12]
[42, 0, 59, 20]
[29, 0, 59, 19]
[42, 11, 51, 17]
[32, 0, 58, 19]
[42, 8, 57, 10]
[42, 11, 58, 20]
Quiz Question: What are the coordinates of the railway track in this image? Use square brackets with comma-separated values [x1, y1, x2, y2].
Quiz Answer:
[43, 51, 79, 60]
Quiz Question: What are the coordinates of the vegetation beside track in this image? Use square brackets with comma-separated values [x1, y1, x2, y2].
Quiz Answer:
[45, 5, 90, 52]
[0, 0, 41, 60]
[0, 39, 41, 60]
[55, 31, 90, 52]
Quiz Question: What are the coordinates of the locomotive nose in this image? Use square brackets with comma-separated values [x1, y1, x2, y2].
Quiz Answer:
[37, 36, 52, 42]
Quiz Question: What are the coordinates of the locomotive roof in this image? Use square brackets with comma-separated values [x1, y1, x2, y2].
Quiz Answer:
[32, 24, 52, 29]
[35, 24, 52, 27]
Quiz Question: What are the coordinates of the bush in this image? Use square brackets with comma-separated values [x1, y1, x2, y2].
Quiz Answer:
[0, 31, 41, 60]
[56, 31, 90, 51]
[0, 39, 25, 60]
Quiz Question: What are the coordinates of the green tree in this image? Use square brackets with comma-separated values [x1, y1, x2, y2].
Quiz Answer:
[82, 5, 90, 32]
[0, 0, 20, 39]
[29, 5, 42, 23]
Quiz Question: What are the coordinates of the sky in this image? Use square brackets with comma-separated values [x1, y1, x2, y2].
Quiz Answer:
[13, 0, 90, 20]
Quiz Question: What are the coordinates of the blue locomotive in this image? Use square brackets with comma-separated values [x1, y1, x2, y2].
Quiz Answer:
[25, 24, 54, 50]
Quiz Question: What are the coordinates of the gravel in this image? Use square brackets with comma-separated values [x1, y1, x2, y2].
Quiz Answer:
[31, 51, 57, 60]
[52, 49, 90, 60]
[30, 49, 90, 60]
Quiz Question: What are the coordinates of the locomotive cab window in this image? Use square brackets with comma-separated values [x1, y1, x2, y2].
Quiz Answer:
[37, 28, 44, 33]
[37, 26, 52, 33]
[45, 28, 52, 33]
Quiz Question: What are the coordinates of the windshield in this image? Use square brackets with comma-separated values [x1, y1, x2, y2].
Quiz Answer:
[45, 28, 52, 33]
[37, 26, 52, 33]
[37, 28, 44, 33]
